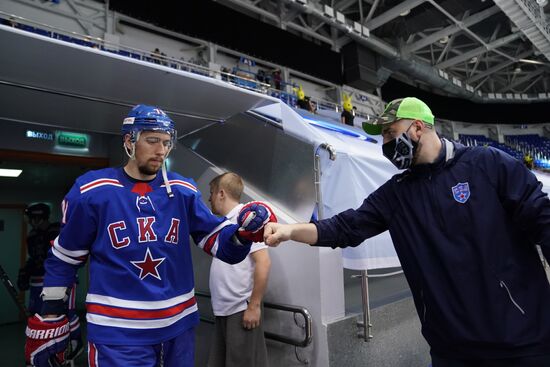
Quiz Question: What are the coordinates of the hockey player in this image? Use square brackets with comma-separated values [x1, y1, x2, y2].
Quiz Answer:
[18, 203, 59, 314]
[24, 104, 276, 367]
[18, 203, 83, 362]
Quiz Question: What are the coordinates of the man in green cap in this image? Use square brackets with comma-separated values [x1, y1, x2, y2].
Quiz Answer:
[263, 97, 550, 366]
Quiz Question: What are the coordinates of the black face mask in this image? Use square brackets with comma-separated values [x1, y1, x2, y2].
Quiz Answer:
[382, 124, 419, 170]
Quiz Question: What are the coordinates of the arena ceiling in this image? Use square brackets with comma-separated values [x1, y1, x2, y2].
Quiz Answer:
[216, 0, 550, 102]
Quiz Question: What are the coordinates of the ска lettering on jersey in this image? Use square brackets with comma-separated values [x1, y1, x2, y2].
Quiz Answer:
[107, 217, 180, 249]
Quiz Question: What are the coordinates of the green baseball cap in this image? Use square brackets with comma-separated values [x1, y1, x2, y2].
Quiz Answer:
[363, 97, 435, 135]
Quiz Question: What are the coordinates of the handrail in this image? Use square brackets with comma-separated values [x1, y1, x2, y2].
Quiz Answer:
[351, 268, 406, 342]
[0, 10, 375, 119]
[0, 11, 270, 90]
[367, 269, 404, 278]
[194, 290, 312, 348]
[263, 300, 313, 348]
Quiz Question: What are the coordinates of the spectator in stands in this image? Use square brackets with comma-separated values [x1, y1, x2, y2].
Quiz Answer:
[160, 51, 168, 66]
[524, 154, 534, 170]
[207, 173, 271, 367]
[272, 69, 281, 90]
[197, 50, 208, 67]
[294, 85, 309, 110]
[151, 48, 162, 64]
[265, 97, 550, 367]
[340, 94, 355, 126]
[308, 99, 317, 114]
[220, 66, 230, 82]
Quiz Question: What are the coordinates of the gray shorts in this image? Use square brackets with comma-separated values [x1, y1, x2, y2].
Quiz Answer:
[207, 310, 269, 367]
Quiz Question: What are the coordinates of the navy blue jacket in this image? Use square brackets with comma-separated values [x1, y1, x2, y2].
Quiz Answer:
[315, 139, 550, 359]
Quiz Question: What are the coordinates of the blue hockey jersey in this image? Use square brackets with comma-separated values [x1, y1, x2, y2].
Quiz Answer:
[44, 167, 250, 345]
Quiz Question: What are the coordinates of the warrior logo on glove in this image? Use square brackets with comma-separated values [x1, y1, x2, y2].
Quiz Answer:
[25, 314, 70, 367]
[237, 201, 277, 243]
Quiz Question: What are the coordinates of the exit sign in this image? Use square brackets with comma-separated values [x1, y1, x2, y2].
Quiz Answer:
[56, 132, 88, 148]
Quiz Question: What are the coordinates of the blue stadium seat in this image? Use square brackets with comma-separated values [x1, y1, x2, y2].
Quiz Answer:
[505, 134, 550, 169]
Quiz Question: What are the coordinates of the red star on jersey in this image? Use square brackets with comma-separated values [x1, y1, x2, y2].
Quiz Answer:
[131, 248, 165, 280]
[131, 182, 153, 197]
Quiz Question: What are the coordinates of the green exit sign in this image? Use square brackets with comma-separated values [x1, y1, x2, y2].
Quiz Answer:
[56, 132, 88, 148]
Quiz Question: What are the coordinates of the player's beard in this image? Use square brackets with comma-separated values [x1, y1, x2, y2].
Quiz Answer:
[138, 159, 163, 176]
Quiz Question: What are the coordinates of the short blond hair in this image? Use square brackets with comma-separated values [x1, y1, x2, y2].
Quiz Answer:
[209, 172, 243, 201]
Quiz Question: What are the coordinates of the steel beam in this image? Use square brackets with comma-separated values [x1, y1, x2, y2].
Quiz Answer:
[404, 6, 499, 53]
[466, 50, 533, 83]
[499, 68, 546, 92]
[436, 33, 520, 69]
[366, 0, 426, 31]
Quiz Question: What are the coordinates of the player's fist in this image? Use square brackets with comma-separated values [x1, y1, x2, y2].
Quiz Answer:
[25, 314, 70, 367]
[237, 201, 277, 243]
[263, 222, 292, 247]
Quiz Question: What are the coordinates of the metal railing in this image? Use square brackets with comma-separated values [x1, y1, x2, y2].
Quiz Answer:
[351, 269, 404, 342]
[195, 290, 313, 364]
[0, 10, 361, 119]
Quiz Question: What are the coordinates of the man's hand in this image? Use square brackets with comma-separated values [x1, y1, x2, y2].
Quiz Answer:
[263, 222, 292, 247]
[264, 222, 319, 246]
[242, 304, 261, 330]
[237, 201, 277, 243]
[25, 314, 70, 367]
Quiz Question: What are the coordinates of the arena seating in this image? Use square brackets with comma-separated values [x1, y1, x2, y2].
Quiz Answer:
[505, 134, 550, 169]
[0, 17, 349, 115]
[458, 134, 524, 161]
[459, 134, 550, 169]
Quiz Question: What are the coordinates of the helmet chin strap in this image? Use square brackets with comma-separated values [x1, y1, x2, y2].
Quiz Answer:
[123, 131, 140, 160]
[162, 145, 174, 198]
[162, 161, 174, 198]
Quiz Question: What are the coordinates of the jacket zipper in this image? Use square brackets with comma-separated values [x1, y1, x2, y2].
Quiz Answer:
[421, 289, 427, 322]
[428, 174, 445, 229]
[499, 280, 526, 315]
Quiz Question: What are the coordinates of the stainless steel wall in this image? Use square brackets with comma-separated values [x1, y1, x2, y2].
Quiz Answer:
[180, 112, 316, 222]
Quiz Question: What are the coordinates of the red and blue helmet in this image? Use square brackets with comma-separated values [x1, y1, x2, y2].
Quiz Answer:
[122, 104, 176, 143]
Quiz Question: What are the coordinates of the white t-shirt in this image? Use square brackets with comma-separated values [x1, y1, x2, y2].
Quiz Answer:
[209, 203, 268, 316]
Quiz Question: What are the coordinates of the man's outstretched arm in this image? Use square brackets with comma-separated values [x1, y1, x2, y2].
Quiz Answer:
[263, 191, 391, 249]
[263, 223, 318, 247]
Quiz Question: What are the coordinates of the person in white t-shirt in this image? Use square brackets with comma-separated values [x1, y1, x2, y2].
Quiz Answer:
[207, 172, 271, 367]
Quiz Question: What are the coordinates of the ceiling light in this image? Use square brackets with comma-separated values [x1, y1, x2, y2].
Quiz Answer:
[439, 36, 449, 44]
[0, 169, 22, 177]
[400, 9, 410, 16]
[469, 56, 478, 64]
[514, 66, 522, 73]
[519, 58, 547, 65]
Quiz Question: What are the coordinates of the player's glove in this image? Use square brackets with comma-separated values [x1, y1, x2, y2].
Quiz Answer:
[25, 314, 70, 367]
[17, 268, 30, 291]
[237, 201, 277, 243]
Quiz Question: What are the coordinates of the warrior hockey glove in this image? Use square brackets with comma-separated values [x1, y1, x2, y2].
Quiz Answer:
[237, 201, 277, 243]
[25, 314, 70, 367]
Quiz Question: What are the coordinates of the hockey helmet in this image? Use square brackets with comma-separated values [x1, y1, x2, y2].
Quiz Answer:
[122, 104, 176, 144]
[25, 203, 50, 220]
